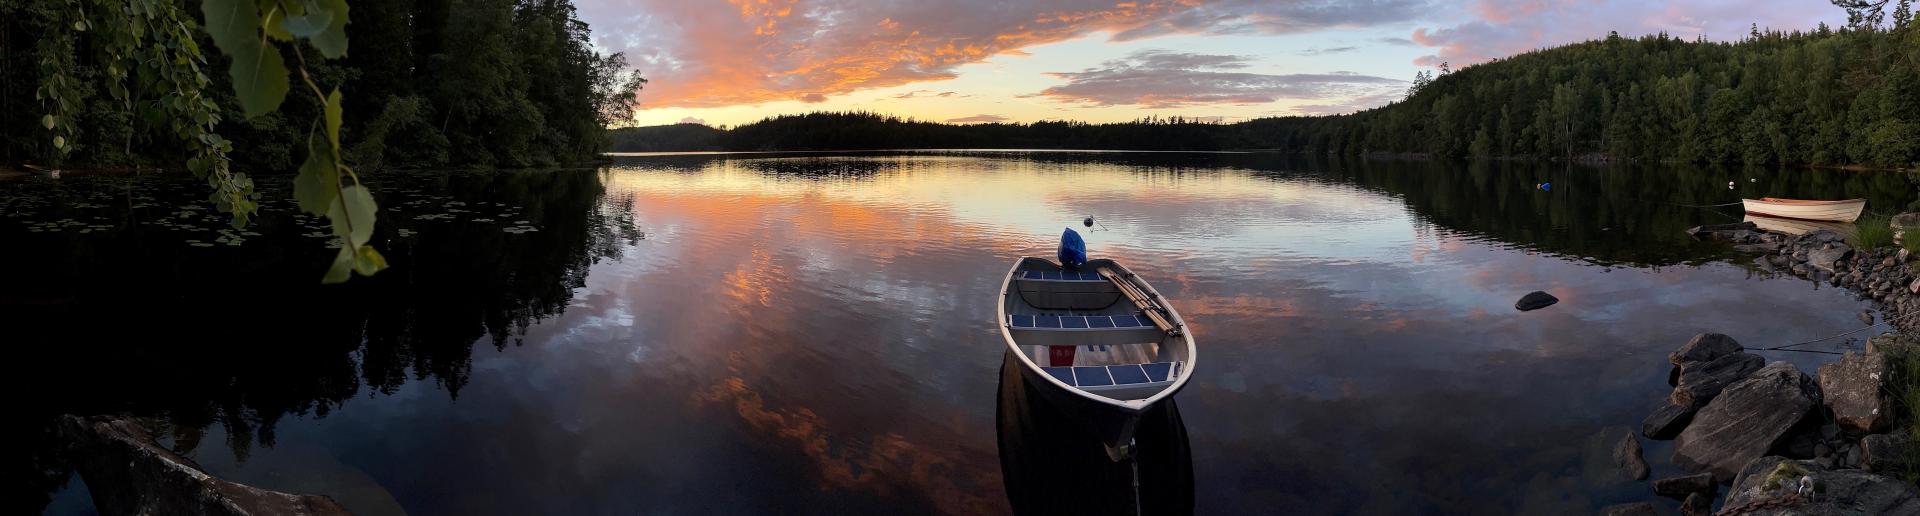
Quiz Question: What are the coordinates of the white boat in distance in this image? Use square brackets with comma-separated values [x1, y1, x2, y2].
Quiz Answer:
[1741, 197, 1866, 222]
[997, 256, 1195, 460]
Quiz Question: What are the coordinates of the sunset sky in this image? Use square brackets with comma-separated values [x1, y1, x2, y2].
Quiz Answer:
[574, 0, 1847, 128]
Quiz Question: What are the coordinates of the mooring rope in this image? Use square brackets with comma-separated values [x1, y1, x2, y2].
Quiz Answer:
[1757, 307, 1920, 354]
[1672, 200, 1747, 208]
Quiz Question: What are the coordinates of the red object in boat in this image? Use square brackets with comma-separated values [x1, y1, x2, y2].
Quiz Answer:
[1048, 346, 1076, 367]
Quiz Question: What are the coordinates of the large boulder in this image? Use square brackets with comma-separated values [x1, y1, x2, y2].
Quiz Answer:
[55, 415, 349, 516]
[1673, 361, 1823, 482]
[1724, 456, 1920, 514]
[1818, 351, 1894, 434]
[1892, 212, 1920, 244]
[1862, 432, 1914, 474]
[1643, 403, 1696, 440]
[1868, 332, 1920, 356]
[1670, 352, 1766, 409]
[1670, 333, 1744, 365]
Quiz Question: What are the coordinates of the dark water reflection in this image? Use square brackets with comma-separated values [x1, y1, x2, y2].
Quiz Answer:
[6, 153, 1919, 514]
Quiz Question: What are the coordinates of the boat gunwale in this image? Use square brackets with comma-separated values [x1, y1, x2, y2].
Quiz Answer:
[996, 256, 1196, 414]
[1751, 197, 1866, 206]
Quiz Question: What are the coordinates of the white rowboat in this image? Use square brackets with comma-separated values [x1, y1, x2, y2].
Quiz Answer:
[997, 256, 1196, 460]
[1741, 198, 1866, 222]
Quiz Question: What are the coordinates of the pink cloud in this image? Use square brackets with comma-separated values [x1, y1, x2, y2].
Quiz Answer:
[1409, 0, 1847, 68]
[945, 114, 1009, 124]
[574, 0, 1430, 108]
[1035, 50, 1402, 108]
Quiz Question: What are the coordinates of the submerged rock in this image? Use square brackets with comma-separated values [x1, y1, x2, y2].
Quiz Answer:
[1652, 472, 1717, 499]
[1515, 291, 1558, 311]
[1725, 456, 1920, 514]
[55, 415, 349, 516]
[1643, 403, 1696, 440]
[1610, 428, 1650, 481]
[1818, 351, 1893, 434]
[1598, 502, 1657, 516]
[1687, 221, 1758, 241]
[1680, 492, 1713, 516]
[1673, 362, 1822, 482]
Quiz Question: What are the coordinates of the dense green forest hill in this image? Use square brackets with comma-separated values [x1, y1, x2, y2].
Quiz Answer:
[616, 19, 1918, 168]
[1, 0, 643, 171]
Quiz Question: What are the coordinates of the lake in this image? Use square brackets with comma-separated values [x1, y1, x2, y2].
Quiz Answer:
[10, 152, 1919, 514]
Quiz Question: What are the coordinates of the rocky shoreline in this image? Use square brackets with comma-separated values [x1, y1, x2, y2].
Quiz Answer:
[1594, 221, 1920, 515]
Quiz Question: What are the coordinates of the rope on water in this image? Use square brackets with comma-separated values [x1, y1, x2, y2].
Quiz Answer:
[1672, 200, 1747, 208]
[1757, 307, 1920, 354]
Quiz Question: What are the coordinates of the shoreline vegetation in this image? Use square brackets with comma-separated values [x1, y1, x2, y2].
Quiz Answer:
[0, 0, 644, 174]
[614, 21, 1918, 170]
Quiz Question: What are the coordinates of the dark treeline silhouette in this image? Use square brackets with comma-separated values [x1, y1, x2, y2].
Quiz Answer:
[610, 112, 1237, 152]
[0, 0, 642, 171]
[617, 18, 1918, 168]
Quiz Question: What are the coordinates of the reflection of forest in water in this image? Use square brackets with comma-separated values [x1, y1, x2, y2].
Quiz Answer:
[4, 169, 640, 512]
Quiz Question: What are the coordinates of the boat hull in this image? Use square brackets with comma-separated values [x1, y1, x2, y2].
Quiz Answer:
[1741, 198, 1865, 222]
[997, 256, 1196, 461]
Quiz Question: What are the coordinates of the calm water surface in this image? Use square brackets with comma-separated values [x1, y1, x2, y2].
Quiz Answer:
[10, 152, 1920, 515]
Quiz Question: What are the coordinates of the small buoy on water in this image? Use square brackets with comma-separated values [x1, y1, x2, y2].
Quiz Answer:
[1083, 216, 1095, 228]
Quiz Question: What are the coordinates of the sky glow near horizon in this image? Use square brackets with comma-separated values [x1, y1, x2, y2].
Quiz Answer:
[573, 0, 1848, 127]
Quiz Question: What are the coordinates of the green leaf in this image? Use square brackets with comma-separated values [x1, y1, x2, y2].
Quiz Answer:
[322, 245, 354, 283]
[306, 0, 350, 58]
[200, 0, 260, 57]
[328, 184, 378, 247]
[352, 245, 388, 275]
[281, 2, 334, 38]
[294, 135, 337, 215]
[203, 0, 288, 117]
[324, 88, 343, 149]
[40, 114, 54, 130]
[226, 39, 289, 118]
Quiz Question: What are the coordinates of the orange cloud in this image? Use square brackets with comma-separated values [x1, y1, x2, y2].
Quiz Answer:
[578, 0, 1430, 108]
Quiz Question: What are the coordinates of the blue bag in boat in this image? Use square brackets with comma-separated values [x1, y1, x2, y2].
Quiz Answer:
[1058, 228, 1087, 269]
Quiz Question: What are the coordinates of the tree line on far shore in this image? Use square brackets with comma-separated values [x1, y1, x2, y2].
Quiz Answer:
[616, 9, 1918, 169]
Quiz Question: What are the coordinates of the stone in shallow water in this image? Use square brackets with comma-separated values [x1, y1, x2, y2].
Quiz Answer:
[1514, 291, 1558, 311]
[1643, 403, 1696, 440]
[1598, 502, 1656, 516]
[1670, 333, 1743, 365]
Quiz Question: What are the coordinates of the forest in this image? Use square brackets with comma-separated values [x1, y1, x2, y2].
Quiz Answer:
[0, 0, 644, 172]
[614, 9, 1919, 168]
